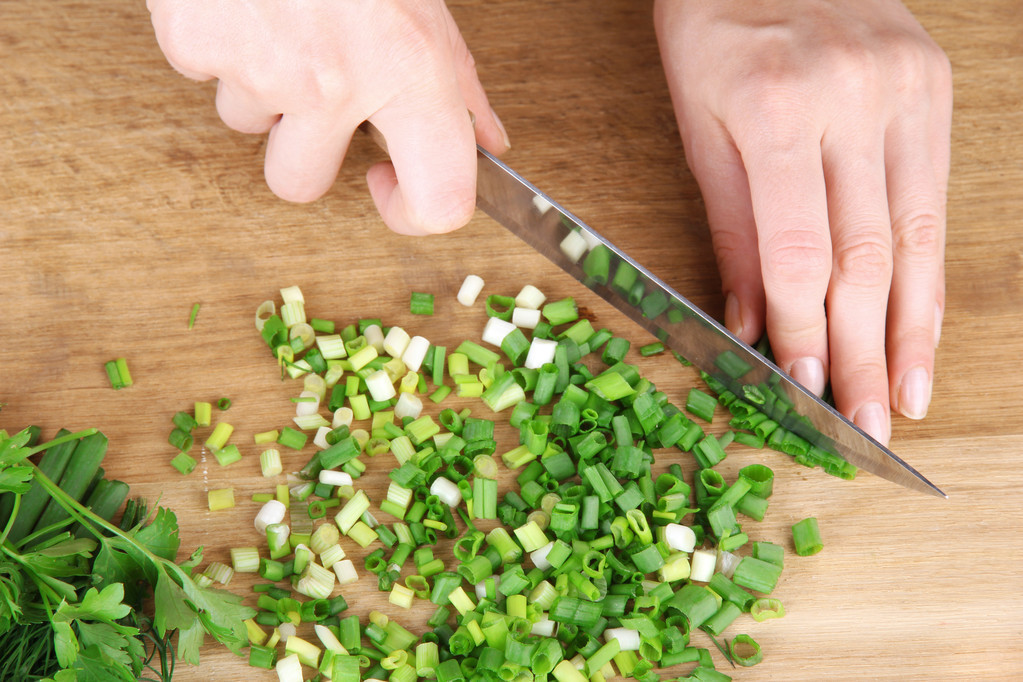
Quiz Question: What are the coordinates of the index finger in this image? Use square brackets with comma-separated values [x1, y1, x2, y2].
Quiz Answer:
[366, 89, 478, 236]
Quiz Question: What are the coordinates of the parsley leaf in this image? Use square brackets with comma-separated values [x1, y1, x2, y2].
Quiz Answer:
[0, 465, 33, 495]
[2, 427, 256, 680]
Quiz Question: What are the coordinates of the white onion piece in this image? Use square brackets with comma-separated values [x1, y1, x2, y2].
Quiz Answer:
[394, 393, 423, 421]
[663, 524, 697, 553]
[383, 326, 411, 358]
[334, 559, 359, 585]
[332, 407, 354, 428]
[255, 300, 275, 331]
[430, 477, 462, 507]
[716, 549, 741, 579]
[690, 549, 717, 582]
[457, 274, 485, 306]
[295, 390, 321, 417]
[401, 336, 430, 372]
[279, 285, 304, 304]
[512, 307, 542, 329]
[515, 285, 547, 310]
[254, 500, 287, 533]
[524, 338, 558, 369]
[482, 317, 517, 346]
[603, 628, 640, 651]
[530, 541, 556, 571]
[530, 618, 557, 637]
[319, 470, 354, 487]
[365, 369, 397, 402]
[313, 426, 332, 449]
[363, 324, 385, 352]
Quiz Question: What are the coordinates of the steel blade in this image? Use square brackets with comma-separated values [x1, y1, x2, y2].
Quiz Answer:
[475, 146, 946, 498]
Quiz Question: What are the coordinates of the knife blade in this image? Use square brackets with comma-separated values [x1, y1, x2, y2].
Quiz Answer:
[475, 145, 946, 499]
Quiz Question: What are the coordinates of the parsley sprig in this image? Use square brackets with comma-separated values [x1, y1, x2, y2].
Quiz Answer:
[0, 427, 255, 680]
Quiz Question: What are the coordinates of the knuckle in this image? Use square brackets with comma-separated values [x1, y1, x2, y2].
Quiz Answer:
[733, 65, 805, 120]
[833, 236, 893, 285]
[383, 4, 443, 62]
[711, 227, 750, 259]
[884, 33, 952, 97]
[893, 212, 943, 262]
[761, 230, 832, 286]
[731, 85, 818, 158]
[890, 319, 935, 352]
[294, 66, 349, 110]
[827, 45, 883, 107]
[711, 228, 756, 277]
[843, 358, 890, 387]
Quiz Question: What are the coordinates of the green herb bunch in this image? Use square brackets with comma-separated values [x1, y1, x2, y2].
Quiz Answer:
[0, 427, 255, 681]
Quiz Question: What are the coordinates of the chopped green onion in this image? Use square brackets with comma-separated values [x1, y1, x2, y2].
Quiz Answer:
[335, 490, 370, 534]
[277, 426, 308, 450]
[170, 451, 197, 475]
[104, 357, 133, 389]
[235, 282, 849, 681]
[230, 546, 260, 573]
[729, 633, 764, 666]
[188, 302, 200, 329]
[192, 401, 212, 427]
[213, 443, 242, 467]
[411, 291, 436, 315]
[639, 341, 665, 356]
[208, 488, 235, 511]
[542, 297, 578, 326]
[205, 421, 234, 451]
[686, 388, 718, 422]
[732, 556, 783, 594]
[739, 463, 774, 497]
[602, 337, 631, 365]
[752, 540, 785, 567]
[260, 448, 283, 477]
[585, 371, 635, 402]
[168, 428, 193, 452]
[485, 294, 516, 321]
[792, 516, 823, 556]
[455, 340, 501, 368]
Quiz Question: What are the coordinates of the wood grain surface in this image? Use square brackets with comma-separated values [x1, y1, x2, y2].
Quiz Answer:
[2, 1, 1022, 680]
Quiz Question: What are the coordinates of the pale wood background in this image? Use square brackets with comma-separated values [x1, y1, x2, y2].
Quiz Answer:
[1, 1, 1021, 680]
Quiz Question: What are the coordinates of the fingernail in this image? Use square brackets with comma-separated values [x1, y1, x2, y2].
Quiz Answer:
[790, 357, 826, 397]
[725, 292, 743, 339]
[854, 401, 890, 446]
[898, 366, 932, 420]
[491, 107, 510, 149]
[934, 303, 943, 348]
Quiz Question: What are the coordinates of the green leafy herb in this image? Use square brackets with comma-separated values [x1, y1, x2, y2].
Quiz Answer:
[0, 427, 256, 680]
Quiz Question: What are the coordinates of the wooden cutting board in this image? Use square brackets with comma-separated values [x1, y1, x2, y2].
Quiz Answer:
[2, 1, 1021, 680]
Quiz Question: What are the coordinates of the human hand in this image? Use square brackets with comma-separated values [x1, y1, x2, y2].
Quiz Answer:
[147, 0, 509, 235]
[653, 0, 952, 445]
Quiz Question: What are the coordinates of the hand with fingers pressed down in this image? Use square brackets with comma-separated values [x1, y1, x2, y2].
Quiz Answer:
[654, 0, 952, 445]
[146, 0, 509, 236]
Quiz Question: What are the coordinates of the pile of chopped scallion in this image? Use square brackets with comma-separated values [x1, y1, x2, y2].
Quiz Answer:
[186, 281, 836, 682]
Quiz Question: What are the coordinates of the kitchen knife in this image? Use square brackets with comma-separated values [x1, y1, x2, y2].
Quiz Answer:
[474, 145, 946, 499]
